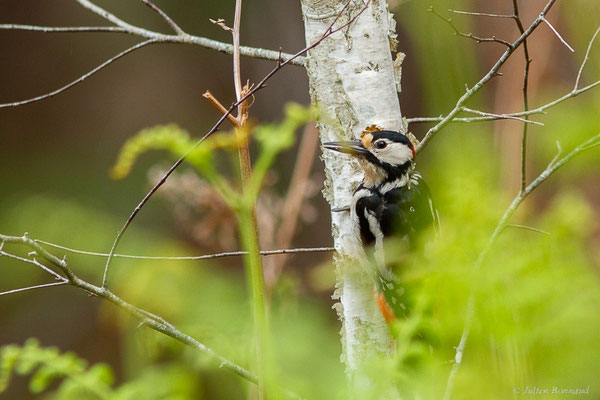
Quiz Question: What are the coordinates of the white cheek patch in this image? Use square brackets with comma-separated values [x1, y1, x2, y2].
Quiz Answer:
[374, 143, 413, 165]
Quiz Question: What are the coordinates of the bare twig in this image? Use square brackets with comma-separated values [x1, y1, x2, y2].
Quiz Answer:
[409, 22, 600, 128]
[99, 0, 371, 288]
[417, 0, 557, 153]
[575, 25, 600, 89]
[202, 90, 239, 126]
[407, 80, 600, 125]
[504, 224, 551, 235]
[74, 0, 302, 65]
[0, 24, 128, 33]
[0, 233, 259, 385]
[230, 0, 253, 188]
[0, 40, 158, 108]
[1, 246, 66, 281]
[442, 131, 600, 400]
[233, 1, 244, 109]
[579, 141, 600, 152]
[442, 297, 473, 400]
[139, 0, 184, 35]
[542, 17, 575, 52]
[0, 281, 68, 297]
[449, 9, 516, 19]
[512, 0, 532, 192]
[210, 18, 233, 32]
[0, 7, 304, 66]
[33, 239, 335, 260]
[430, 7, 512, 47]
[461, 107, 542, 125]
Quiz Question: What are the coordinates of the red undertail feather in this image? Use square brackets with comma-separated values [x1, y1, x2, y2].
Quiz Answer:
[377, 292, 396, 324]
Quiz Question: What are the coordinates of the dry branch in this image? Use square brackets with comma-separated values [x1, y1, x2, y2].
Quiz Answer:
[416, 0, 557, 153]
[33, 239, 334, 260]
[407, 23, 600, 127]
[430, 7, 512, 47]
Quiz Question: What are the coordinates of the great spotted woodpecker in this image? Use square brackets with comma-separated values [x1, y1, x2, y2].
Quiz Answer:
[323, 129, 438, 322]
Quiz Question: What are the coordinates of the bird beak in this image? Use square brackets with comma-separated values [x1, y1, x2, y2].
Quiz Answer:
[322, 140, 370, 157]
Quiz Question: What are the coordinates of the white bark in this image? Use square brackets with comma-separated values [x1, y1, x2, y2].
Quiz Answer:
[300, 0, 403, 371]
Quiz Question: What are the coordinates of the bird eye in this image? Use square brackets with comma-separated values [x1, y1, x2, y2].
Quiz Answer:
[374, 140, 387, 149]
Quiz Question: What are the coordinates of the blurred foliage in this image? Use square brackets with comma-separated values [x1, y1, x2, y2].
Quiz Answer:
[0, 338, 202, 399]
[382, 134, 599, 399]
[1, 339, 114, 399]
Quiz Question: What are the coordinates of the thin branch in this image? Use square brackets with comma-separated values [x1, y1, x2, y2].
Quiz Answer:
[76, 0, 148, 35]
[0, 9, 304, 66]
[202, 90, 239, 126]
[0, 24, 128, 33]
[99, 0, 371, 288]
[34, 240, 335, 260]
[575, 25, 600, 89]
[442, 297, 473, 400]
[229, 0, 254, 192]
[409, 22, 600, 128]
[0, 233, 259, 385]
[442, 131, 600, 400]
[233, 1, 244, 110]
[504, 224, 551, 235]
[0, 39, 159, 108]
[417, 0, 558, 153]
[549, 140, 564, 167]
[0, 281, 68, 297]
[461, 107, 542, 125]
[512, 0, 532, 193]
[139, 0, 184, 35]
[448, 10, 516, 19]
[210, 18, 233, 32]
[578, 141, 600, 152]
[74, 0, 303, 64]
[542, 17, 575, 52]
[430, 7, 512, 47]
[407, 80, 600, 124]
[0, 247, 66, 281]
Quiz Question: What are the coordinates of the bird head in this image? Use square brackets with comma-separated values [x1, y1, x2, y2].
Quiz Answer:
[323, 129, 416, 185]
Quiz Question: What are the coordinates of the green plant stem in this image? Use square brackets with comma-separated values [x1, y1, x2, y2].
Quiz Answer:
[237, 205, 270, 399]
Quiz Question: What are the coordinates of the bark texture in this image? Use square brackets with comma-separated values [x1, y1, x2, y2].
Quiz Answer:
[300, 0, 403, 371]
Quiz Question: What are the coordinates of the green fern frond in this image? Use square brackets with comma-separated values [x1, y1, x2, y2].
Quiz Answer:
[110, 124, 198, 180]
[0, 339, 113, 399]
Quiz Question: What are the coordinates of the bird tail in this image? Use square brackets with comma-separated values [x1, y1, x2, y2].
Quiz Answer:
[376, 274, 407, 322]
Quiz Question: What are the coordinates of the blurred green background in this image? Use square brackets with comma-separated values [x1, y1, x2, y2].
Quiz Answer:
[1, 0, 599, 399]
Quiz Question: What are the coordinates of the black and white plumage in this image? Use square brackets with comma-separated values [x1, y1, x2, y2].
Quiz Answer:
[324, 129, 438, 321]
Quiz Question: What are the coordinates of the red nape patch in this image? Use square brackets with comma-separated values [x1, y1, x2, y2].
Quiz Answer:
[377, 293, 396, 324]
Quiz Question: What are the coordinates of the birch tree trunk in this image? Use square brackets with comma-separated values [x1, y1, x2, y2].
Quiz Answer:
[300, 0, 403, 372]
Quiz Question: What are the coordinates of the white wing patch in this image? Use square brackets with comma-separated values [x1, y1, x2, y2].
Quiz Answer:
[364, 209, 388, 276]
